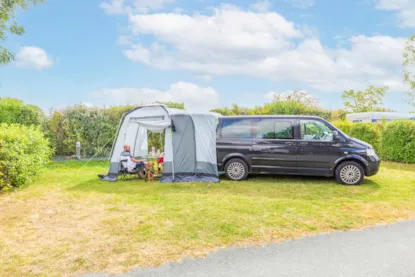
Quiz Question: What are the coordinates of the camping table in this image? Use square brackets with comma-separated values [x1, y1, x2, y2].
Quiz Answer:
[144, 155, 161, 162]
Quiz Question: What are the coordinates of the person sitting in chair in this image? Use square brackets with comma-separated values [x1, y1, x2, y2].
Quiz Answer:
[121, 144, 147, 179]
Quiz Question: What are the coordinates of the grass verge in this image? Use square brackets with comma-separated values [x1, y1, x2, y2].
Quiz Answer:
[1, 161, 415, 276]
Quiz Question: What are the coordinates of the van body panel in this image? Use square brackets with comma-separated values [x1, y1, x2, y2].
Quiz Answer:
[217, 138, 253, 171]
[296, 141, 344, 176]
[216, 115, 381, 179]
[251, 118, 298, 174]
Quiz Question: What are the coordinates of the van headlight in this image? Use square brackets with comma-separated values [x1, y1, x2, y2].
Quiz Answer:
[367, 148, 376, 157]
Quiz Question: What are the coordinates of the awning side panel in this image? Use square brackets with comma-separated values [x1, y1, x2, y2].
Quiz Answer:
[172, 115, 196, 174]
[192, 114, 219, 177]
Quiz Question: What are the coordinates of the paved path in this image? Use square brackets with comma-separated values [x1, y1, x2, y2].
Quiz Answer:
[86, 220, 415, 277]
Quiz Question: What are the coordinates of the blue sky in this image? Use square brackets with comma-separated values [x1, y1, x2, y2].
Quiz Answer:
[0, 0, 414, 112]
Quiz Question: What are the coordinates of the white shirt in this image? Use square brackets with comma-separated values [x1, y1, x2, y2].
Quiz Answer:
[120, 151, 137, 172]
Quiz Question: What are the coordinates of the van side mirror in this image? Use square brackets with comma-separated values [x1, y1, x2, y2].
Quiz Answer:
[333, 131, 340, 141]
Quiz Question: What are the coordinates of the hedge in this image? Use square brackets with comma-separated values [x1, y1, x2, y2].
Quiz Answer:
[0, 124, 53, 191]
[380, 121, 415, 163]
[0, 97, 45, 127]
[334, 120, 415, 163]
[333, 121, 382, 152]
[47, 104, 177, 157]
[212, 101, 332, 120]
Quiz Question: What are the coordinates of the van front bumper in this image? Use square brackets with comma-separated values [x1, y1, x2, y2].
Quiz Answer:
[366, 156, 381, 176]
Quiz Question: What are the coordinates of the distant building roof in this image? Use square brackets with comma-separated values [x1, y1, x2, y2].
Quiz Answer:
[346, 112, 415, 121]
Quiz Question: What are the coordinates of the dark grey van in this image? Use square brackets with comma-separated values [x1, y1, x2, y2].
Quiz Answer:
[216, 116, 380, 185]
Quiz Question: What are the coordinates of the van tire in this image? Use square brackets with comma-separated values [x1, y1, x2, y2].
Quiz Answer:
[335, 161, 364, 185]
[225, 158, 249, 181]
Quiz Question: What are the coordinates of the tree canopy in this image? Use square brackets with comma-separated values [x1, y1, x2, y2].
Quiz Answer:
[342, 85, 389, 113]
[0, 97, 45, 126]
[0, 0, 42, 64]
[403, 35, 415, 107]
[270, 90, 320, 108]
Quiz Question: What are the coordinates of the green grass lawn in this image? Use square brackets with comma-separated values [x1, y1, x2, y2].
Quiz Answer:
[1, 161, 415, 276]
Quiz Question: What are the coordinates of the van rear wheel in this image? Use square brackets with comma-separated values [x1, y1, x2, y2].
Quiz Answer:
[335, 161, 364, 185]
[225, 158, 248, 181]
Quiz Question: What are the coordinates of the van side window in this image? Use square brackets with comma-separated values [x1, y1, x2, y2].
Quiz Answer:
[256, 119, 294, 139]
[300, 120, 334, 141]
[221, 119, 253, 138]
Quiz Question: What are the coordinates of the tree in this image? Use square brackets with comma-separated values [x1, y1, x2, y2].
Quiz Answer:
[0, 0, 43, 64]
[0, 97, 44, 126]
[265, 101, 331, 120]
[331, 109, 347, 121]
[210, 104, 249, 116]
[270, 90, 320, 107]
[155, 101, 185, 110]
[342, 85, 389, 113]
[403, 35, 415, 107]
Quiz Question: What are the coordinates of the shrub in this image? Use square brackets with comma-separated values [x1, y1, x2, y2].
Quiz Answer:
[0, 124, 52, 191]
[47, 103, 181, 157]
[333, 121, 353, 135]
[380, 121, 415, 163]
[211, 102, 332, 120]
[349, 123, 382, 151]
[264, 101, 332, 120]
[47, 105, 131, 156]
[333, 121, 382, 152]
[0, 97, 45, 126]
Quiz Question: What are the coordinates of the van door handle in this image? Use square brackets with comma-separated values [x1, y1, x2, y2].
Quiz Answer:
[284, 142, 294, 145]
[299, 142, 309, 146]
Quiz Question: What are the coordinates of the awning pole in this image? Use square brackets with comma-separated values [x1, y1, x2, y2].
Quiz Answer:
[171, 127, 175, 182]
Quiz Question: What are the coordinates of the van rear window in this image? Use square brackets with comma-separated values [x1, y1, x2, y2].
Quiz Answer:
[221, 119, 253, 138]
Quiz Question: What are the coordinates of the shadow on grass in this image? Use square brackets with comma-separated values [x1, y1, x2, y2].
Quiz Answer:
[68, 173, 381, 201]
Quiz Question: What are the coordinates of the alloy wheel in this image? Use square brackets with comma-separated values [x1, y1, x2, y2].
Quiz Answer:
[227, 162, 246, 180]
[340, 165, 362, 185]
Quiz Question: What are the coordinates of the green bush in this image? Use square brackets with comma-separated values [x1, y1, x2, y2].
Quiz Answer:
[333, 121, 382, 152]
[211, 101, 332, 120]
[380, 121, 415, 163]
[47, 105, 133, 156]
[332, 121, 353, 135]
[0, 124, 53, 191]
[0, 97, 45, 126]
[47, 103, 181, 157]
[268, 101, 332, 120]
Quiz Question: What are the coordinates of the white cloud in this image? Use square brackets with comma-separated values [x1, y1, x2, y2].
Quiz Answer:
[93, 82, 219, 111]
[197, 74, 212, 81]
[100, 0, 127, 14]
[250, 0, 272, 12]
[109, 5, 407, 93]
[81, 102, 95, 108]
[100, 0, 175, 14]
[286, 0, 315, 9]
[116, 35, 133, 45]
[376, 0, 415, 27]
[15, 47, 54, 70]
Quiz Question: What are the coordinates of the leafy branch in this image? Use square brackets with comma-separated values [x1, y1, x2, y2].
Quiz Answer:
[0, 0, 43, 64]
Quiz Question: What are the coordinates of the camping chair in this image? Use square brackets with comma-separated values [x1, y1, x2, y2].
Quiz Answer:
[119, 159, 143, 180]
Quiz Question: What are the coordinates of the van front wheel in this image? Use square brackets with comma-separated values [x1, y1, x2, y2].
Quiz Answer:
[335, 161, 364, 185]
[225, 158, 249, 181]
